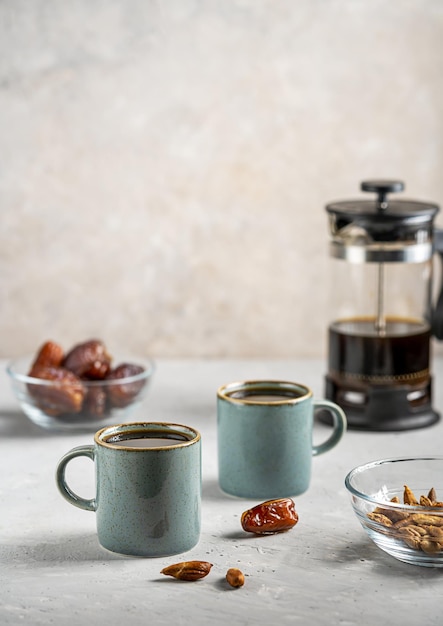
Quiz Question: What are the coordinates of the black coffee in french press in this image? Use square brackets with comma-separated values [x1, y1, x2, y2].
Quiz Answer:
[323, 180, 442, 431]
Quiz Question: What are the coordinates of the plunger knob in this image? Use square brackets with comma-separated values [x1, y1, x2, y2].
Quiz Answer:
[361, 180, 405, 210]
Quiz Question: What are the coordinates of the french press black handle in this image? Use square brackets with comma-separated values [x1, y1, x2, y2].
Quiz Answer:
[432, 228, 443, 340]
[361, 180, 405, 209]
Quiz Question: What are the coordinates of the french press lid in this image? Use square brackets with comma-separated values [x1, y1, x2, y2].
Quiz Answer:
[326, 180, 439, 263]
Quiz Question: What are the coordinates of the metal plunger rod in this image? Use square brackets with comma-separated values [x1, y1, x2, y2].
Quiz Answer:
[361, 181, 401, 336]
[375, 263, 386, 334]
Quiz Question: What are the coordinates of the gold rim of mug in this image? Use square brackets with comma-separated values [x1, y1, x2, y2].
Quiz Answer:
[94, 421, 201, 450]
[217, 380, 313, 405]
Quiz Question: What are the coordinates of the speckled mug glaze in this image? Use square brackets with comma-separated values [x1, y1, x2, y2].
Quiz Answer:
[217, 381, 346, 499]
[56, 422, 201, 557]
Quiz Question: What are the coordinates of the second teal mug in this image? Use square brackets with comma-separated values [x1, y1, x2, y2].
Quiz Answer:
[217, 380, 347, 499]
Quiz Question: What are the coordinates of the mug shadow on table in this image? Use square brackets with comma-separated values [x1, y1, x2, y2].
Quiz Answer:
[0, 533, 129, 566]
[201, 478, 262, 541]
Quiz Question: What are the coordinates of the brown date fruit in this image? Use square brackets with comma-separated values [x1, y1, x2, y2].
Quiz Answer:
[27, 366, 85, 415]
[29, 341, 64, 375]
[62, 339, 112, 380]
[106, 363, 146, 408]
[241, 497, 299, 535]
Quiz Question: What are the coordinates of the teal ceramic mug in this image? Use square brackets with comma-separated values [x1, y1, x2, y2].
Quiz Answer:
[56, 422, 201, 557]
[217, 380, 346, 499]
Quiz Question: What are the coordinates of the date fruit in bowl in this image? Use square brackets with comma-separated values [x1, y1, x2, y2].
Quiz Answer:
[7, 339, 155, 432]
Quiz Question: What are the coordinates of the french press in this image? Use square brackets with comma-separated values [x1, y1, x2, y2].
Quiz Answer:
[323, 179, 443, 431]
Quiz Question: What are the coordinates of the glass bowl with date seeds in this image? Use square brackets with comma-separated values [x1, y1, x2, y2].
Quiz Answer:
[7, 339, 155, 432]
[345, 457, 443, 567]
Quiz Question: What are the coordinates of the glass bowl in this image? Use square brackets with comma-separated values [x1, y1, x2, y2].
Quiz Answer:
[345, 457, 443, 567]
[7, 355, 155, 432]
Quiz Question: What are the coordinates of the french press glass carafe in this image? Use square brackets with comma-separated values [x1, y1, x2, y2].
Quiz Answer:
[323, 180, 441, 431]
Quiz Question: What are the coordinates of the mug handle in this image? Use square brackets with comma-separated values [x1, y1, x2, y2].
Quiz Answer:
[55, 445, 97, 512]
[312, 400, 347, 457]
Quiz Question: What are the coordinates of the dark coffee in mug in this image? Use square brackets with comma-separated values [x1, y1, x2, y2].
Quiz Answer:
[228, 391, 303, 402]
[103, 429, 192, 448]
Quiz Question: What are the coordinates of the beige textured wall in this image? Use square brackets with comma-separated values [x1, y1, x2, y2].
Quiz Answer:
[1, 0, 443, 359]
